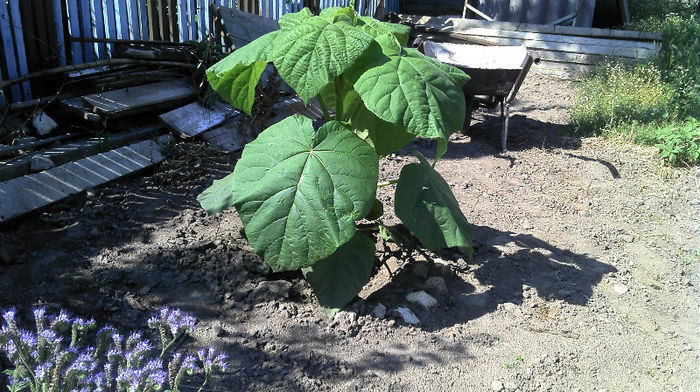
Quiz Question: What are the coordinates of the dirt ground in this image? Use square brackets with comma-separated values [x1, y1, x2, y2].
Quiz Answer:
[1, 74, 698, 392]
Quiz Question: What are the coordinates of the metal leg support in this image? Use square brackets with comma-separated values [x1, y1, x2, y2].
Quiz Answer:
[501, 100, 510, 152]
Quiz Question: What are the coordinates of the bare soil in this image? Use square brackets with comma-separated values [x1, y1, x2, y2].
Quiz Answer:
[1, 75, 698, 392]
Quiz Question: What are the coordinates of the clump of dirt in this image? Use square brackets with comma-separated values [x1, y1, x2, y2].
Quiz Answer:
[1, 75, 698, 391]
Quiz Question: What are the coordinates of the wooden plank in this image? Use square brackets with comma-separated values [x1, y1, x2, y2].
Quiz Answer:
[0, 136, 172, 223]
[0, 0, 23, 101]
[34, 0, 53, 70]
[127, 0, 141, 39]
[197, 0, 207, 39]
[432, 25, 660, 51]
[403, 14, 663, 42]
[159, 101, 236, 138]
[188, 0, 196, 40]
[178, 0, 188, 41]
[105, 0, 118, 55]
[51, 0, 67, 66]
[138, 0, 149, 39]
[201, 117, 246, 152]
[8, 0, 32, 100]
[446, 34, 658, 59]
[66, 0, 84, 64]
[216, 5, 280, 49]
[167, 0, 178, 41]
[0, 125, 162, 182]
[77, 0, 94, 61]
[116, 0, 130, 38]
[157, 0, 170, 42]
[91, 0, 107, 59]
[81, 79, 196, 118]
[147, 0, 161, 40]
[19, 0, 41, 74]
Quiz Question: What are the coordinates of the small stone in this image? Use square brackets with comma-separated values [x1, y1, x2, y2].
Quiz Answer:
[256, 280, 292, 298]
[619, 234, 634, 243]
[491, 380, 504, 391]
[406, 290, 438, 308]
[373, 303, 387, 319]
[504, 382, 517, 391]
[30, 155, 55, 171]
[394, 306, 420, 325]
[214, 325, 226, 337]
[31, 110, 59, 136]
[613, 284, 628, 294]
[425, 276, 448, 296]
[412, 262, 429, 278]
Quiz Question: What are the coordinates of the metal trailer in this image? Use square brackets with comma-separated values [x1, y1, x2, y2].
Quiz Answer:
[417, 39, 540, 151]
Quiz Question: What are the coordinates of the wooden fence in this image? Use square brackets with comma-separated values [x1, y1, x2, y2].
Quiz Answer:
[0, 0, 399, 105]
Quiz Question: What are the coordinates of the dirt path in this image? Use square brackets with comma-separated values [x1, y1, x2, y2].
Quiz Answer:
[1, 75, 698, 392]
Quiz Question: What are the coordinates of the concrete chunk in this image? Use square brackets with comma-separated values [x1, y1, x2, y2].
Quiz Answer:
[31, 110, 59, 136]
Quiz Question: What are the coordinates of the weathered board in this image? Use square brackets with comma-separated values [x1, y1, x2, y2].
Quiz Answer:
[201, 117, 246, 152]
[404, 14, 662, 77]
[215, 5, 280, 50]
[0, 136, 171, 223]
[81, 79, 195, 118]
[159, 101, 237, 138]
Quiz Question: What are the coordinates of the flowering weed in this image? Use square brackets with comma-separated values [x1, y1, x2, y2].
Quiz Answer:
[0, 307, 227, 392]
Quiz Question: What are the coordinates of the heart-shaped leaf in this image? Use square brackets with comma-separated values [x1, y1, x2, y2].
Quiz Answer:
[278, 7, 313, 30]
[229, 115, 378, 271]
[270, 17, 375, 103]
[395, 152, 474, 252]
[356, 16, 411, 45]
[302, 232, 375, 317]
[353, 47, 468, 141]
[351, 102, 415, 156]
[206, 31, 279, 115]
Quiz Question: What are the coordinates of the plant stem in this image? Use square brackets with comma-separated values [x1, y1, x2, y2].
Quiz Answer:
[335, 75, 345, 121]
[197, 373, 211, 392]
[317, 96, 332, 122]
[377, 179, 399, 187]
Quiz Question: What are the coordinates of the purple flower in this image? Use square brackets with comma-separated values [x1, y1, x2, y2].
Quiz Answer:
[198, 346, 228, 373]
[18, 329, 37, 348]
[49, 310, 71, 332]
[150, 307, 196, 338]
[32, 307, 46, 321]
[2, 308, 16, 324]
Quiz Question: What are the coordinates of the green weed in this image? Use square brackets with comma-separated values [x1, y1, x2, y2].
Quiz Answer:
[571, 1, 700, 166]
[503, 355, 524, 369]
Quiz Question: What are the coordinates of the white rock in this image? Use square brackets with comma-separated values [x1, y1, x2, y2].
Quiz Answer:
[30, 155, 55, 171]
[31, 110, 59, 136]
[373, 303, 387, 319]
[491, 380, 504, 391]
[406, 290, 438, 308]
[613, 284, 628, 294]
[395, 306, 420, 325]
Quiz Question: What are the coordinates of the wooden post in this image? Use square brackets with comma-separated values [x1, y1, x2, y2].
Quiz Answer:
[148, 0, 162, 40]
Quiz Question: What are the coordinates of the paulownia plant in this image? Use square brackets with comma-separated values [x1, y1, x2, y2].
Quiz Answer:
[198, 7, 474, 316]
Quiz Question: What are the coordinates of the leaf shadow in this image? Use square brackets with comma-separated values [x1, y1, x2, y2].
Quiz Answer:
[364, 225, 617, 332]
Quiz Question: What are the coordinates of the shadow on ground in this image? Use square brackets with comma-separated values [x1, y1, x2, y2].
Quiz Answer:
[366, 224, 616, 332]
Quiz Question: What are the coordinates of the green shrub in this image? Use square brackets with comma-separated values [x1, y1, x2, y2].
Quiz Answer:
[654, 118, 700, 166]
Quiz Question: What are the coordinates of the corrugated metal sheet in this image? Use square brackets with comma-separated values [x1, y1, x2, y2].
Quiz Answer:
[475, 0, 579, 25]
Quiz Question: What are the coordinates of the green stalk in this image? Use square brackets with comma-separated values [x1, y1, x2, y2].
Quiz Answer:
[334, 75, 345, 121]
[317, 96, 332, 122]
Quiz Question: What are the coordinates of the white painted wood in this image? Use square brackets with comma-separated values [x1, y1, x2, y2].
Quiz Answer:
[159, 101, 237, 138]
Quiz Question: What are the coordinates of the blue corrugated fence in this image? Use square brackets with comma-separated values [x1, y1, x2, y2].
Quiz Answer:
[0, 0, 399, 104]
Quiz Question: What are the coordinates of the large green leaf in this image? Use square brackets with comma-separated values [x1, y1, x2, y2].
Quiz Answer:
[206, 31, 279, 115]
[278, 7, 313, 30]
[353, 47, 468, 141]
[230, 115, 378, 271]
[302, 232, 375, 317]
[351, 103, 415, 156]
[270, 17, 375, 103]
[356, 16, 411, 45]
[394, 153, 474, 251]
[197, 171, 237, 215]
